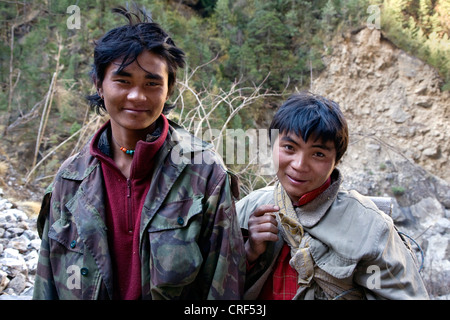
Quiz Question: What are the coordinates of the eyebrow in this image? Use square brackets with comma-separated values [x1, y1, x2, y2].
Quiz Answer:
[112, 69, 164, 81]
[280, 135, 333, 151]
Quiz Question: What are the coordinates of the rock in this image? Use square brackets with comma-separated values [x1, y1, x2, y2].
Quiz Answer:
[410, 197, 445, 229]
[6, 272, 26, 295]
[0, 196, 40, 298]
[3, 247, 22, 260]
[0, 270, 9, 292]
[24, 250, 39, 275]
[0, 211, 17, 225]
[8, 235, 30, 253]
[0, 199, 12, 211]
[415, 98, 433, 108]
[434, 217, 450, 234]
[422, 146, 439, 158]
[22, 229, 38, 241]
[7, 227, 25, 237]
[0, 256, 27, 278]
[29, 238, 41, 251]
[421, 234, 450, 297]
[3, 209, 28, 222]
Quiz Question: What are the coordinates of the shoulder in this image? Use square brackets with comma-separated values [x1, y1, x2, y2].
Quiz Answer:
[54, 139, 99, 182]
[307, 190, 396, 275]
[237, 186, 275, 211]
[316, 189, 395, 256]
[166, 122, 239, 196]
[336, 190, 394, 227]
[167, 121, 221, 166]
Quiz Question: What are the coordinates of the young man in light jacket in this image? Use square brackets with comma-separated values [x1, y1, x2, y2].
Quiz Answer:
[237, 92, 429, 300]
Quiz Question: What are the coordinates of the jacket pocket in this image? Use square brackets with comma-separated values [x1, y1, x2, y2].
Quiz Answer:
[147, 196, 203, 232]
[147, 196, 204, 297]
[48, 218, 84, 254]
[308, 237, 358, 279]
[47, 219, 86, 299]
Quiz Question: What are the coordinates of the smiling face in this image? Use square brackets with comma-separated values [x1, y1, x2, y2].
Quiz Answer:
[98, 50, 169, 134]
[273, 131, 337, 203]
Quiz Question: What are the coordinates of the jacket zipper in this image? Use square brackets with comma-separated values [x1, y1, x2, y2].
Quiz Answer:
[127, 178, 133, 234]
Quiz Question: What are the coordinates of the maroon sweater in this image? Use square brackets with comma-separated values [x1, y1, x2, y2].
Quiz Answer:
[90, 115, 169, 300]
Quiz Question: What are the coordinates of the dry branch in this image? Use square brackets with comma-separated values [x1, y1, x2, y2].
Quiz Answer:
[31, 33, 63, 170]
[172, 62, 283, 195]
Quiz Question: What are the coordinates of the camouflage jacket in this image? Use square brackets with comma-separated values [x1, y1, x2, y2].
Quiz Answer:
[33, 120, 245, 300]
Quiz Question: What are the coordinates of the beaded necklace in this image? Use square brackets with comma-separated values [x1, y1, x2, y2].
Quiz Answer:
[111, 135, 135, 156]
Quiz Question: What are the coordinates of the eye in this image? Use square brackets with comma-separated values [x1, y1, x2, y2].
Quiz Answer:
[114, 79, 129, 84]
[147, 79, 165, 87]
[313, 152, 325, 158]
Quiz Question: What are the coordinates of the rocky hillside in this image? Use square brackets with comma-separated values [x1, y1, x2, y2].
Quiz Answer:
[313, 27, 450, 298]
[314, 27, 450, 184]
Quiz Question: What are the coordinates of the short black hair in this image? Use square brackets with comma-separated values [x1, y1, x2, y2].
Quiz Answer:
[86, 6, 185, 115]
[269, 92, 349, 164]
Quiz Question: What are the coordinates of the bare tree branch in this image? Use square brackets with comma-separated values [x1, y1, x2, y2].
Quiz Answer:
[31, 33, 63, 170]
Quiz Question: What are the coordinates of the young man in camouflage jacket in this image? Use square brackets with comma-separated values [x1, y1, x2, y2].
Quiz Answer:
[33, 7, 245, 300]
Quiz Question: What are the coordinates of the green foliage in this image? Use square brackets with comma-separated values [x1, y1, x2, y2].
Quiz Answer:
[380, 0, 450, 90]
[391, 185, 406, 196]
[215, 0, 320, 90]
[69, 122, 82, 136]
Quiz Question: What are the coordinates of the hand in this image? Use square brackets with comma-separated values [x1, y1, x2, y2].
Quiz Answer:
[245, 204, 279, 264]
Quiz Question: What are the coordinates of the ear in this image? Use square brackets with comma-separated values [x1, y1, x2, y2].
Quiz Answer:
[97, 87, 104, 99]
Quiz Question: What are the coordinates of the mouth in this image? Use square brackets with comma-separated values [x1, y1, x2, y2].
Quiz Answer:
[123, 108, 150, 114]
[286, 174, 307, 185]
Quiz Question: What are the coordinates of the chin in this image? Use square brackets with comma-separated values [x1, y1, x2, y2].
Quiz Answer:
[125, 119, 157, 130]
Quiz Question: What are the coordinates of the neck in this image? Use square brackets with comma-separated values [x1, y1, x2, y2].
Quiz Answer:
[293, 176, 332, 207]
[110, 121, 157, 153]
[108, 119, 159, 178]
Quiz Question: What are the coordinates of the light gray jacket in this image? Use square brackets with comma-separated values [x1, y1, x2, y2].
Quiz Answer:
[237, 170, 429, 300]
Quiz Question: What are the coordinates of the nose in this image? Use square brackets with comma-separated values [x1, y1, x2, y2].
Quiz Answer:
[127, 86, 147, 102]
[290, 153, 309, 172]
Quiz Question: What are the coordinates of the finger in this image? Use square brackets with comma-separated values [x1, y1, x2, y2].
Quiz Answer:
[248, 211, 278, 227]
[253, 222, 278, 234]
[248, 214, 278, 232]
[250, 231, 279, 243]
[252, 204, 280, 217]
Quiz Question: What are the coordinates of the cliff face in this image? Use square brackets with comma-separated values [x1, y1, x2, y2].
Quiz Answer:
[314, 27, 449, 185]
[313, 27, 450, 209]
[313, 27, 450, 298]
